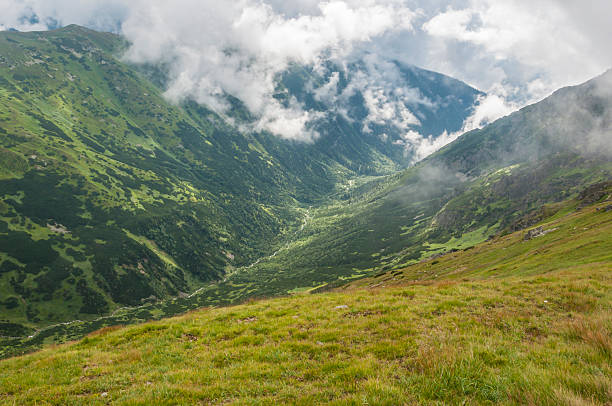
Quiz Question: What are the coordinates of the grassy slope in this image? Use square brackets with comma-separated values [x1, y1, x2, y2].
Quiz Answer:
[0, 194, 610, 405]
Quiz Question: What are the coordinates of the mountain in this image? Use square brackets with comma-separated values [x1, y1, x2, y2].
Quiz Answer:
[273, 59, 484, 166]
[199, 69, 612, 298]
[1, 188, 610, 404]
[0, 25, 482, 333]
[1, 62, 610, 358]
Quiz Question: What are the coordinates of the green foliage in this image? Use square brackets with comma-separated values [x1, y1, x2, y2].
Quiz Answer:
[0, 24, 486, 337]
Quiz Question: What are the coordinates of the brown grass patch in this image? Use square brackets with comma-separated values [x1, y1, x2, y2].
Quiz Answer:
[566, 315, 612, 355]
[87, 325, 124, 338]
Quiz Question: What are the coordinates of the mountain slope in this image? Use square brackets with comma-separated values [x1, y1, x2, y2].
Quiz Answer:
[0, 25, 304, 323]
[233, 69, 612, 290]
[1, 192, 610, 404]
[0, 25, 483, 332]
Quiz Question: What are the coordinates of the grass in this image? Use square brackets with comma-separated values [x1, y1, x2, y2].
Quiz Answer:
[347, 197, 612, 288]
[0, 199, 610, 405]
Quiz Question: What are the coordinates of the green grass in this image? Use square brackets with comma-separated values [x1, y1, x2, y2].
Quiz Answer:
[0, 196, 610, 405]
[348, 198, 612, 289]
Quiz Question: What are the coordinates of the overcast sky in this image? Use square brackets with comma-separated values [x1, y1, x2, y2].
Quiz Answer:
[1, 0, 611, 143]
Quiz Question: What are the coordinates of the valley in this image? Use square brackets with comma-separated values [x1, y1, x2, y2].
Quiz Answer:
[0, 182, 609, 404]
[0, 25, 485, 348]
[0, 20, 610, 405]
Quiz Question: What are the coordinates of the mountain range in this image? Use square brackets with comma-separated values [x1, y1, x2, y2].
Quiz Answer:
[0, 24, 610, 357]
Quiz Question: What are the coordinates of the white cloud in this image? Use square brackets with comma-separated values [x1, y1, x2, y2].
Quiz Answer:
[391, 129, 459, 163]
[1, 0, 611, 155]
[118, 0, 418, 141]
[421, 0, 612, 104]
[335, 55, 432, 136]
[313, 71, 340, 104]
[461, 93, 516, 132]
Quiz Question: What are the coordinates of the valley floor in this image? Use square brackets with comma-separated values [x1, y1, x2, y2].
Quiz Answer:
[0, 200, 610, 405]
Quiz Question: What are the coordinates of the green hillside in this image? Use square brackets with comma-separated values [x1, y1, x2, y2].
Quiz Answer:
[0, 24, 485, 335]
[0, 25, 306, 325]
[0, 189, 610, 405]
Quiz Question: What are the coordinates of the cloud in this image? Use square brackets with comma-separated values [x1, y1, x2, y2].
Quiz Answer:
[421, 0, 612, 104]
[345, 56, 433, 134]
[392, 130, 450, 163]
[461, 93, 516, 132]
[539, 69, 612, 158]
[119, 0, 418, 141]
[1, 0, 611, 155]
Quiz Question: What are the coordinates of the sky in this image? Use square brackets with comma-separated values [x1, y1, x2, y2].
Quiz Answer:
[1, 0, 611, 146]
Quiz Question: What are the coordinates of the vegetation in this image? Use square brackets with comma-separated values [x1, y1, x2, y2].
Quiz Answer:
[0, 25, 483, 340]
[0, 193, 610, 405]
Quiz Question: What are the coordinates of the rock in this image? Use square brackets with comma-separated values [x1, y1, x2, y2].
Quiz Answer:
[578, 181, 612, 207]
[46, 222, 70, 234]
[524, 226, 544, 241]
[236, 316, 257, 323]
[524, 226, 558, 241]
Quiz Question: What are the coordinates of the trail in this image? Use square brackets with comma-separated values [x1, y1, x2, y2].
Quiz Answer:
[11, 207, 313, 341]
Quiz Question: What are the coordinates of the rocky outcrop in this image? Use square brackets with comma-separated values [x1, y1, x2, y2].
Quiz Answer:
[524, 226, 558, 241]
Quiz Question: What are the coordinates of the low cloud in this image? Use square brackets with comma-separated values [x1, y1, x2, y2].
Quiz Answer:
[120, 0, 417, 141]
[540, 70, 612, 158]
[347, 56, 432, 135]
[1, 0, 611, 156]
[421, 0, 612, 105]
[393, 87, 516, 162]
[461, 93, 516, 132]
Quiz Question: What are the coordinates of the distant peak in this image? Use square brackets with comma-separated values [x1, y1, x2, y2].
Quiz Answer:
[54, 24, 88, 32]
